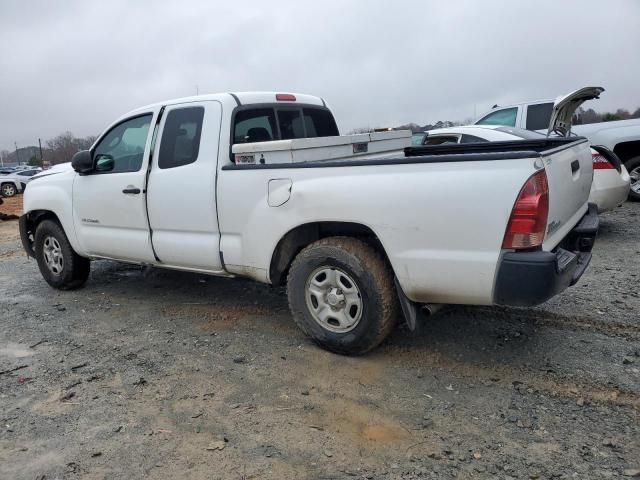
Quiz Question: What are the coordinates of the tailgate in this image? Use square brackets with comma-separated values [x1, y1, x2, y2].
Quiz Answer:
[542, 139, 593, 250]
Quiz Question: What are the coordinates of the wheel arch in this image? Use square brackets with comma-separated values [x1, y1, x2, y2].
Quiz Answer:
[613, 140, 640, 164]
[268, 221, 394, 286]
[21, 210, 64, 257]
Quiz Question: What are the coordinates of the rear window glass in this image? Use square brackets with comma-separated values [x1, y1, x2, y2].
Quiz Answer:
[158, 107, 204, 169]
[526, 103, 554, 130]
[233, 109, 277, 144]
[424, 135, 459, 145]
[277, 109, 305, 140]
[233, 106, 338, 145]
[302, 108, 339, 137]
[460, 134, 489, 144]
[476, 107, 518, 127]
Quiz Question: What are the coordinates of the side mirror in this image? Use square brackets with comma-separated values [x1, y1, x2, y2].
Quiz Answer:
[95, 154, 115, 172]
[71, 150, 93, 174]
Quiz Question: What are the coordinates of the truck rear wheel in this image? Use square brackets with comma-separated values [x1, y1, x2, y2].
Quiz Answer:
[287, 236, 398, 355]
[626, 155, 640, 202]
[1, 183, 17, 197]
[34, 220, 90, 290]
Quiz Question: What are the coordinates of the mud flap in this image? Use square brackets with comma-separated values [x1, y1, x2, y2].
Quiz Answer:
[394, 277, 422, 332]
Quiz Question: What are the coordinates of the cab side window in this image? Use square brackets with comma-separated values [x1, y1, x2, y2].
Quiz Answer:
[93, 114, 152, 173]
[158, 107, 205, 169]
[476, 107, 518, 127]
[525, 103, 554, 130]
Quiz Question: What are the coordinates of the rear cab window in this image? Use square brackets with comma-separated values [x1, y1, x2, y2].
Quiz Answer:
[232, 104, 339, 156]
[234, 109, 277, 143]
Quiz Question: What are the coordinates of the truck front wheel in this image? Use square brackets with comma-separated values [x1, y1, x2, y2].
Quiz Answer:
[34, 220, 90, 290]
[287, 236, 398, 355]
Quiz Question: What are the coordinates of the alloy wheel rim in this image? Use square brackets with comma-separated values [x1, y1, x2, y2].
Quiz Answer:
[43, 236, 64, 275]
[305, 266, 363, 333]
[630, 166, 640, 194]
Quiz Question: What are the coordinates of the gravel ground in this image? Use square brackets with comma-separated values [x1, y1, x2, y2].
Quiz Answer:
[0, 199, 639, 480]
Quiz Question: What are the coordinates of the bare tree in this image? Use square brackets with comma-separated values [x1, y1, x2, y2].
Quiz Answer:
[45, 132, 97, 165]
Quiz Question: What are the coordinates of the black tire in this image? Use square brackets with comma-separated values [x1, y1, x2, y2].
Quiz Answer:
[626, 155, 640, 202]
[34, 220, 90, 290]
[287, 236, 398, 355]
[1, 183, 17, 197]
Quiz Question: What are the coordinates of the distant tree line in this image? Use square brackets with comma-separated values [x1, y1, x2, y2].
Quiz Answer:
[0, 132, 97, 167]
[42, 132, 97, 166]
[575, 106, 640, 124]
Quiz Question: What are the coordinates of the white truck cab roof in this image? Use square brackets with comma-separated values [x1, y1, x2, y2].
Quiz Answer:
[122, 92, 326, 119]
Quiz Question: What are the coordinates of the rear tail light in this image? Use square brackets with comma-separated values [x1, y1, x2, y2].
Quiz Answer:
[502, 169, 549, 250]
[276, 93, 296, 101]
[592, 152, 614, 169]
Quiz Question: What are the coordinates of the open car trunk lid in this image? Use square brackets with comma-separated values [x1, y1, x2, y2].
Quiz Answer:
[547, 86, 604, 137]
[541, 87, 602, 249]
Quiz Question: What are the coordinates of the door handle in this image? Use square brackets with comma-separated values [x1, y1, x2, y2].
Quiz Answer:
[571, 160, 580, 174]
[122, 187, 141, 194]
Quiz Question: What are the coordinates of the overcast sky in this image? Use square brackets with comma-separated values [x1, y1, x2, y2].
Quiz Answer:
[1, 0, 639, 152]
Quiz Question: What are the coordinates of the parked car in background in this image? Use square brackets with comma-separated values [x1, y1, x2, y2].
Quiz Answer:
[0, 168, 42, 196]
[19, 91, 597, 354]
[416, 125, 630, 213]
[474, 86, 640, 200]
[1, 176, 23, 197]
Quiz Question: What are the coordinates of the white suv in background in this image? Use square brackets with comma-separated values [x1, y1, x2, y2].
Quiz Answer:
[0, 168, 42, 196]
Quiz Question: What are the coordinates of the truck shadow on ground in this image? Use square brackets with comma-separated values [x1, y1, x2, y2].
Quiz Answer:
[87, 259, 608, 376]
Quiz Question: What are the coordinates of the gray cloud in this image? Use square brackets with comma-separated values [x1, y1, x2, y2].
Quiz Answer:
[1, 0, 639, 151]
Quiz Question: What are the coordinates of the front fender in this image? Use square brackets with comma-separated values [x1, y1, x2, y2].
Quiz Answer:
[23, 172, 82, 254]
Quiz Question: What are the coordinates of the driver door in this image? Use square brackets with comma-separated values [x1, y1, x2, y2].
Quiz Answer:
[72, 111, 158, 262]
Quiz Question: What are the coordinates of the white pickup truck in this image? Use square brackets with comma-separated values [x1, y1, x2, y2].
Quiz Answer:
[20, 91, 598, 354]
[474, 87, 640, 200]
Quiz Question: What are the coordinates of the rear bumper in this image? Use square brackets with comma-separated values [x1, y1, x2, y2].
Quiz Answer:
[589, 167, 631, 212]
[493, 203, 598, 307]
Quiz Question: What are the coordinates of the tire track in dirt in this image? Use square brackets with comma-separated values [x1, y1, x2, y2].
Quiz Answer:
[382, 346, 640, 409]
[480, 306, 640, 340]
